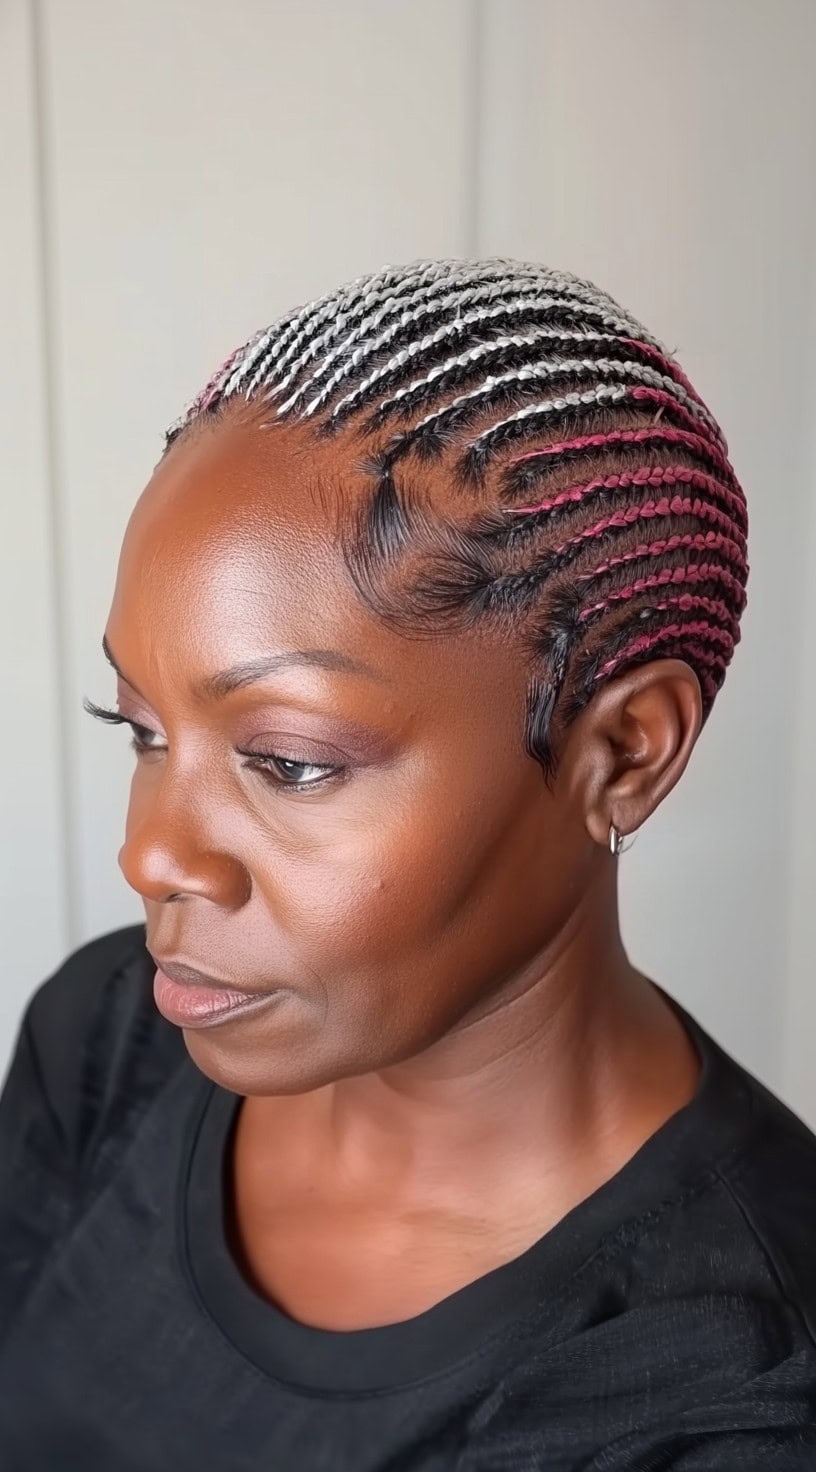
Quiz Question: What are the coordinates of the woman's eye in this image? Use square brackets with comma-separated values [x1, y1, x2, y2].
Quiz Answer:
[241, 753, 341, 791]
[129, 722, 167, 753]
[84, 702, 341, 792]
[83, 701, 167, 753]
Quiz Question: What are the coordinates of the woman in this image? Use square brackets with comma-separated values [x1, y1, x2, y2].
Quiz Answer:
[1, 258, 814, 1469]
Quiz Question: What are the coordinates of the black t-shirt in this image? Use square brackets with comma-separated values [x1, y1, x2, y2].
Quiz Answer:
[1, 926, 816, 1470]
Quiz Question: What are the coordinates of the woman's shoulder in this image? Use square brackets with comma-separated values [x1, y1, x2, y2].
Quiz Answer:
[8, 924, 186, 1176]
[25, 922, 152, 1030]
[648, 1000, 816, 1346]
[711, 1064, 816, 1342]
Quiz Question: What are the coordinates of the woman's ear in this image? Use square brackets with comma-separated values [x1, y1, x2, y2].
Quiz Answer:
[560, 659, 704, 848]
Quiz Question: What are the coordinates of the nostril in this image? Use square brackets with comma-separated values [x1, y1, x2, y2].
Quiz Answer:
[117, 832, 250, 910]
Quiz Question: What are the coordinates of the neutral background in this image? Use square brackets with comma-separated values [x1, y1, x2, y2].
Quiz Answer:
[3, 0, 816, 1114]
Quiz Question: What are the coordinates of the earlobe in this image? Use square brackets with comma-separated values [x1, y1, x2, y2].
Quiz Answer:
[580, 659, 703, 849]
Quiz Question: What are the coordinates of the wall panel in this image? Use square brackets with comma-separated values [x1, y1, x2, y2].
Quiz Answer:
[0, 0, 68, 1076]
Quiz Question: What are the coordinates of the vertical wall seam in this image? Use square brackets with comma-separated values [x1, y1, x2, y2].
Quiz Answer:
[464, 0, 485, 257]
[780, 138, 816, 1122]
[29, 0, 79, 949]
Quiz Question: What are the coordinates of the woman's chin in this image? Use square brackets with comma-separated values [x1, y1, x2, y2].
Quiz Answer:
[178, 996, 328, 1096]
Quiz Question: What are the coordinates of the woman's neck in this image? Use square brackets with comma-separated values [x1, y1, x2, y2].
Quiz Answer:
[229, 879, 701, 1330]
[317, 888, 695, 1190]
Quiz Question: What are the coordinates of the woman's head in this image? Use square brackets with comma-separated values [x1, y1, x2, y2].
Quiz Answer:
[101, 259, 747, 1094]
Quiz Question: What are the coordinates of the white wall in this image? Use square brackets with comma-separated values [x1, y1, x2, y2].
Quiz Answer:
[3, 0, 815, 1114]
[1, 0, 68, 1056]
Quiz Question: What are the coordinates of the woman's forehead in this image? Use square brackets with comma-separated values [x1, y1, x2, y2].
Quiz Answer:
[136, 414, 364, 544]
[109, 414, 518, 707]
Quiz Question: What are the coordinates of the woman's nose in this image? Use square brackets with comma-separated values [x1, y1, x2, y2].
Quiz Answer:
[118, 783, 251, 909]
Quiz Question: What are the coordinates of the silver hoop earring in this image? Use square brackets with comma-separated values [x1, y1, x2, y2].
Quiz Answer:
[609, 824, 625, 858]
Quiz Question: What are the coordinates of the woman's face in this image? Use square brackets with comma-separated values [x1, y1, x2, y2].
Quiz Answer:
[106, 414, 599, 1094]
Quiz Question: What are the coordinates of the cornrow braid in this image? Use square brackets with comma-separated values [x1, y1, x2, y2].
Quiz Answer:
[503, 427, 739, 495]
[580, 533, 746, 583]
[268, 262, 654, 413]
[166, 257, 748, 775]
[317, 321, 621, 426]
[243, 268, 546, 409]
[372, 355, 719, 445]
[290, 289, 657, 420]
[502, 466, 747, 538]
[344, 337, 680, 435]
[578, 570, 744, 629]
[272, 276, 555, 410]
[224, 260, 448, 398]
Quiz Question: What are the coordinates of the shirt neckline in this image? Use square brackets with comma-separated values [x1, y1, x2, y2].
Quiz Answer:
[180, 985, 754, 1394]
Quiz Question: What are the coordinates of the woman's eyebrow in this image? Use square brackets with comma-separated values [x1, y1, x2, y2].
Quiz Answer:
[102, 635, 145, 696]
[101, 636, 389, 699]
[201, 649, 390, 697]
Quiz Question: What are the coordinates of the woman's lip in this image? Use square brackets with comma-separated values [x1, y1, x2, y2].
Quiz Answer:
[153, 967, 281, 1029]
[150, 957, 244, 990]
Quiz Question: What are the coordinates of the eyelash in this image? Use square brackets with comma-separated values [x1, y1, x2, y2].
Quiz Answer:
[83, 701, 344, 793]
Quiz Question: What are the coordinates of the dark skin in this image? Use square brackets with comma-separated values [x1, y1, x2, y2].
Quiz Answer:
[105, 412, 702, 1332]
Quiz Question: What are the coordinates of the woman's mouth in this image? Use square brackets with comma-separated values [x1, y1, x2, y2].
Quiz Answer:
[152, 959, 282, 1029]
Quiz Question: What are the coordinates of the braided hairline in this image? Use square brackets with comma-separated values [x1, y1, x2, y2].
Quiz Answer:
[396, 513, 746, 635]
[168, 261, 668, 449]
[164, 259, 747, 761]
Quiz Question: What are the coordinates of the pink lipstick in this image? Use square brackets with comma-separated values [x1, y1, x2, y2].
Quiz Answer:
[152, 959, 281, 1030]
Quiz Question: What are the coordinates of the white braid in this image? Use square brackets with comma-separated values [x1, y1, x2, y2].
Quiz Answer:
[298, 300, 599, 419]
[226, 327, 279, 400]
[200, 324, 271, 403]
[277, 268, 656, 411]
[222, 262, 421, 399]
[177, 264, 484, 430]
[266, 274, 550, 408]
[465, 386, 630, 450]
[277, 287, 656, 420]
[260, 259, 501, 401]
[326, 326, 626, 423]
[372, 357, 714, 440]
[166, 260, 689, 449]
[252, 260, 454, 393]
